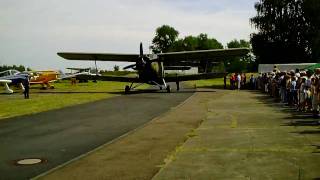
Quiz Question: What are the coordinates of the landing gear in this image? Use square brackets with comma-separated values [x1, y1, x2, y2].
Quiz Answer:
[124, 79, 171, 94]
[176, 81, 180, 91]
[125, 85, 130, 94]
[166, 85, 171, 93]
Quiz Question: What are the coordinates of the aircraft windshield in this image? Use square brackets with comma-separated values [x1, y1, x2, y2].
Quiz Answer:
[0, 70, 20, 77]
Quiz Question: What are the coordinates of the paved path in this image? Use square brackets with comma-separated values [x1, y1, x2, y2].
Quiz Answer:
[154, 90, 320, 179]
[0, 86, 194, 179]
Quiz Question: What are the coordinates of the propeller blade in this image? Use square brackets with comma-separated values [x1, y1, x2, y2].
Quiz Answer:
[140, 42, 143, 57]
[123, 64, 136, 70]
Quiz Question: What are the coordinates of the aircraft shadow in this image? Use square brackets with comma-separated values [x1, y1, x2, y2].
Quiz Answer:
[281, 120, 319, 127]
[107, 89, 215, 95]
[292, 130, 320, 135]
[35, 91, 112, 94]
[26, 87, 215, 95]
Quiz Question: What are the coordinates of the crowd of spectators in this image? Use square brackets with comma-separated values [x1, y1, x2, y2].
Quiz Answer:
[228, 73, 247, 90]
[251, 66, 320, 118]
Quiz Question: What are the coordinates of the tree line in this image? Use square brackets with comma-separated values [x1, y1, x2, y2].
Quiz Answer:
[150, 0, 320, 72]
[150, 25, 253, 72]
[0, 65, 31, 72]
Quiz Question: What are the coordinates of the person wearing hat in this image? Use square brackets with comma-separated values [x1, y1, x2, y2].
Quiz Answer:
[299, 77, 308, 111]
[273, 65, 280, 73]
[312, 68, 320, 117]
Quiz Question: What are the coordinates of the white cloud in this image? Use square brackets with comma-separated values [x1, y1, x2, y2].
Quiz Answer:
[0, 0, 256, 70]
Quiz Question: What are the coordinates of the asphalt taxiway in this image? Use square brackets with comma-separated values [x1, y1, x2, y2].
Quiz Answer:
[0, 86, 194, 179]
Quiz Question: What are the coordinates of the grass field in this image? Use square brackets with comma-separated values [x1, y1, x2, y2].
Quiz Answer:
[186, 78, 226, 89]
[0, 81, 147, 120]
[0, 75, 249, 120]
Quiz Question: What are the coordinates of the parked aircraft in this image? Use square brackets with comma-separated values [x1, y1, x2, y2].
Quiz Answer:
[58, 43, 249, 93]
[61, 67, 100, 82]
[28, 70, 59, 89]
[0, 69, 60, 94]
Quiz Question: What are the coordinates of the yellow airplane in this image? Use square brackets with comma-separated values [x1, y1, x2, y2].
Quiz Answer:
[28, 70, 60, 89]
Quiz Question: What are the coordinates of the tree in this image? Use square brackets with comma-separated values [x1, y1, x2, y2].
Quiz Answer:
[226, 39, 255, 72]
[150, 26, 225, 72]
[169, 33, 223, 52]
[303, 0, 320, 60]
[250, 0, 320, 64]
[227, 39, 250, 49]
[197, 33, 223, 50]
[0, 64, 31, 72]
[113, 65, 119, 72]
[150, 25, 179, 53]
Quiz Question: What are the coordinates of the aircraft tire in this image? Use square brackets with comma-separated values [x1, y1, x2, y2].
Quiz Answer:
[166, 85, 171, 93]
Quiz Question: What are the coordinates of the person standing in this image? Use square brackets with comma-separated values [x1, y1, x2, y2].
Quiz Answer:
[23, 77, 30, 99]
[223, 75, 227, 89]
[175, 74, 180, 91]
[230, 74, 235, 90]
[237, 73, 241, 90]
[249, 74, 255, 90]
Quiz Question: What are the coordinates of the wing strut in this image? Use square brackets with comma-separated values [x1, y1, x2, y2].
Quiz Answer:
[94, 59, 98, 83]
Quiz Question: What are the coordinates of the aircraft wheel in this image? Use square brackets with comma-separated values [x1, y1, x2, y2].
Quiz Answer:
[125, 85, 130, 94]
[160, 86, 162, 90]
[166, 85, 171, 93]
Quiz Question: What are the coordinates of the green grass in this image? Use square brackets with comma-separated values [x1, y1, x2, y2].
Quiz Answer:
[0, 81, 148, 120]
[186, 78, 225, 89]
[101, 71, 136, 77]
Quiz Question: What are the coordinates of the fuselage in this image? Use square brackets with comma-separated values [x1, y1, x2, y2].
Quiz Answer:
[0, 70, 28, 84]
[29, 71, 58, 84]
[137, 61, 164, 84]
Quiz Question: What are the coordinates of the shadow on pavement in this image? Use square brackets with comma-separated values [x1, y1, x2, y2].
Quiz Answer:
[251, 91, 320, 127]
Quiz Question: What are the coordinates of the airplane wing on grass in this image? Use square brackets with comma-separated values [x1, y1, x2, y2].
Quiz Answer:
[57, 52, 139, 62]
[165, 72, 226, 82]
[158, 48, 250, 62]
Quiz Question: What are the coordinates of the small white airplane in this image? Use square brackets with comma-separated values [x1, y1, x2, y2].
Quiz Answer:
[0, 70, 28, 94]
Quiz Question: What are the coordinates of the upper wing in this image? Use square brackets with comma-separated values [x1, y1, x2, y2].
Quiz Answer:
[57, 52, 139, 62]
[158, 48, 250, 62]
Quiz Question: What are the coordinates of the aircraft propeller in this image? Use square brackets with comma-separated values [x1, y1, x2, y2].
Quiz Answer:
[123, 42, 148, 70]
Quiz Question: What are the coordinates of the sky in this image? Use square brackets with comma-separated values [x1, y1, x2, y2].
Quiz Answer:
[0, 0, 257, 71]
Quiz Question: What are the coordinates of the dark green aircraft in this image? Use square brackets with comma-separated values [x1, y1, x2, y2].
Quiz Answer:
[57, 43, 249, 93]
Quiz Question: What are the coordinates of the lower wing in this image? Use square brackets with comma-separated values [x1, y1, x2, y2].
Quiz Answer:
[75, 74, 142, 83]
[0, 79, 12, 83]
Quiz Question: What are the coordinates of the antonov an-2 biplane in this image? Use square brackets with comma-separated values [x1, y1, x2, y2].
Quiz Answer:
[57, 43, 249, 93]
